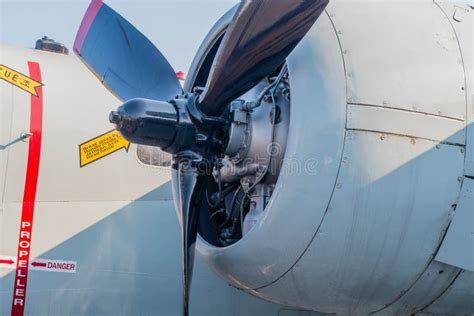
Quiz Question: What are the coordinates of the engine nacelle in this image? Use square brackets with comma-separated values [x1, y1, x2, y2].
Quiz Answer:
[181, 1, 473, 315]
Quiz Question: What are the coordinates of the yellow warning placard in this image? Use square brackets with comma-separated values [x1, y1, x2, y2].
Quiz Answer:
[0, 64, 43, 96]
[79, 130, 130, 167]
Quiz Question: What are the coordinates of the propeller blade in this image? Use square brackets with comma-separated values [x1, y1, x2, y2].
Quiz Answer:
[73, 0, 181, 101]
[173, 160, 205, 316]
[199, 0, 329, 115]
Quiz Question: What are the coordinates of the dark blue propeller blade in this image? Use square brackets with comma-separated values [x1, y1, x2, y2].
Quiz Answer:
[74, 0, 181, 101]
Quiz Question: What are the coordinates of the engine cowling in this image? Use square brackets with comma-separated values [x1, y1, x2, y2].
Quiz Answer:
[182, 1, 473, 315]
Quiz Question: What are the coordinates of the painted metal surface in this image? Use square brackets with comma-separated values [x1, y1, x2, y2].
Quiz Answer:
[1, 45, 170, 204]
[193, 1, 472, 314]
[434, 1, 473, 176]
[435, 177, 474, 271]
[372, 261, 460, 315]
[0, 76, 13, 269]
[257, 131, 464, 314]
[196, 11, 347, 289]
[1, 198, 317, 316]
[424, 270, 474, 314]
[0, 45, 311, 315]
[0, 81, 13, 204]
[328, 0, 466, 120]
[347, 103, 465, 145]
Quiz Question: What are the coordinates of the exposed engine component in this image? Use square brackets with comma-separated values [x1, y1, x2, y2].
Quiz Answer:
[209, 67, 290, 243]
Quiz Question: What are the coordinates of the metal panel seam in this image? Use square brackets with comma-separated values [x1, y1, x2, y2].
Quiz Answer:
[370, 203, 461, 314]
[252, 9, 349, 291]
[417, 270, 463, 314]
[349, 102, 466, 122]
[433, 0, 469, 162]
[346, 128, 465, 147]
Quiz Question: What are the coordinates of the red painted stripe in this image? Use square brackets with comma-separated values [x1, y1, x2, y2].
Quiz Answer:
[73, 0, 103, 54]
[10, 62, 43, 316]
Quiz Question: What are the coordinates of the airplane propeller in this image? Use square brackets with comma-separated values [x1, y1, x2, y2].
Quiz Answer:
[74, 0, 328, 314]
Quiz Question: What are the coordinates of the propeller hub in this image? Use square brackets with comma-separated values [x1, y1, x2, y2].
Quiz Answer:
[110, 98, 199, 155]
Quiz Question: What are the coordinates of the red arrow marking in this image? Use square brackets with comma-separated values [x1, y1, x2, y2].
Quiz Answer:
[30, 262, 46, 268]
[0, 259, 14, 265]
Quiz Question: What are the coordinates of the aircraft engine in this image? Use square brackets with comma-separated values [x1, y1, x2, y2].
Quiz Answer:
[74, 0, 473, 315]
[187, 2, 474, 315]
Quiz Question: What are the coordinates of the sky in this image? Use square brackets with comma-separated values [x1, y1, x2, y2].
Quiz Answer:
[0, 0, 239, 73]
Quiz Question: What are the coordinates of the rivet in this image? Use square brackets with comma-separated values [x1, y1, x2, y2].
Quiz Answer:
[410, 138, 416, 145]
[380, 134, 386, 141]
[336, 183, 342, 189]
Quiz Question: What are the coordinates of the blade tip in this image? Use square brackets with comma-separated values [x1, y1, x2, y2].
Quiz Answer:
[73, 0, 104, 54]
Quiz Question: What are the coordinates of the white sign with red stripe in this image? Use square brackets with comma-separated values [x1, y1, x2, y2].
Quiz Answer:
[0, 256, 77, 273]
